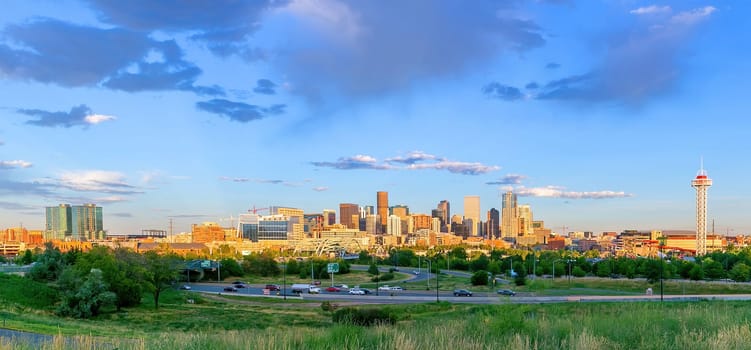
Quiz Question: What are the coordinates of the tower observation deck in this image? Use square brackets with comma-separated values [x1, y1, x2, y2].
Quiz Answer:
[691, 166, 712, 256]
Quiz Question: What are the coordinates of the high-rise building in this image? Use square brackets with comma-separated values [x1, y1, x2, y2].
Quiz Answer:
[487, 208, 500, 239]
[387, 214, 402, 236]
[377, 191, 388, 233]
[464, 195, 481, 236]
[501, 191, 518, 237]
[46, 203, 104, 241]
[437, 200, 450, 231]
[322, 209, 336, 226]
[270, 206, 305, 240]
[692, 163, 712, 256]
[518, 205, 533, 236]
[339, 203, 359, 229]
[238, 214, 289, 242]
[431, 217, 441, 233]
[412, 214, 432, 230]
[365, 214, 378, 234]
[45, 204, 71, 240]
[391, 205, 409, 220]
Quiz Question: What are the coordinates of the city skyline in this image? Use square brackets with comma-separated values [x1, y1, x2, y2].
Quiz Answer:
[1, 1, 749, 234]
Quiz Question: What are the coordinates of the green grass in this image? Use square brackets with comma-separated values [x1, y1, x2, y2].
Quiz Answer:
[4, 300, 751, 349]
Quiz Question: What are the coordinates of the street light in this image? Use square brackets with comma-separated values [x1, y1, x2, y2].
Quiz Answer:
[658, 236, 667, 302]
[282, 257, 286, 301]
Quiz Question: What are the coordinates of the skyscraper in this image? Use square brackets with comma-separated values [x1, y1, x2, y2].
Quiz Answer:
[339, 203, 359, 229]
[464, 195, 480, 236]
[46, 203, 104, 241]
[487, 208, 500, 239]
[692, 163, 712, 255]
[387, 214, 402, 236]
[377, 191, 388, 233]
[437, 200, 450, 231]
[502, 191, 518, 237]
[518, 204, 533, 236]
[322, 209, 336, 226]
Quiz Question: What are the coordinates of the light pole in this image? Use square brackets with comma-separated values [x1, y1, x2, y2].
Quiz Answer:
[426, 259, 431, 290]
[282, 257, 287, 301]
[658, 236, 666, 302]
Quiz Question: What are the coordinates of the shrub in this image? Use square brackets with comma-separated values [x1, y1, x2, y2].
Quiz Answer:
[471, 271, 489, 286]
[332, 307, 396, 326]
[371, 272, 394, 282]
[321, 301, 339, 312]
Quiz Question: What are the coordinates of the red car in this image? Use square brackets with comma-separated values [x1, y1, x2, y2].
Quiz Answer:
[325, 286, 341, 292]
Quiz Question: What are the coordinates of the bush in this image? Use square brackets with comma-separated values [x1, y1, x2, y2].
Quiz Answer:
[471, 271, 489, 286]
[572, 266, 586, 277]
[372, 272, 394, 282]
[321, 301, 338, 312]
[332, 307, 396, 326]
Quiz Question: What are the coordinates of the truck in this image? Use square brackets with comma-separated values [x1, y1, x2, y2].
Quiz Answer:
[290, 284, 320, 294]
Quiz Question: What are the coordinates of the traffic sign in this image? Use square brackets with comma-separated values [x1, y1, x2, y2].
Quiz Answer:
[327, 263, 339, 273]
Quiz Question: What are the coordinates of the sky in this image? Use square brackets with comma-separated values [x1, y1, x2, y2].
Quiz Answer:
[0, 0, 749, 235]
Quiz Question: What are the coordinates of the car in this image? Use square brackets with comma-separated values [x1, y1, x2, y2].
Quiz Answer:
[325, 286, 341, 292]
[265, 284, 280, 291]
[334, 284, 349, 289]
[453, 289, 473, 297]
[308, 286, 321, 294]
[497, 289, 516, 296]
[389, 286, 404, 291]
[232, 280, 246, 285]
[413, 271, 420, 275]
[223, 286, 238, 292]
[378, 285, 392, 291]
[312, 280, 322, 285]
[179, 285, 191, 290]
[234, 283, 247, 288]
[360, 288, 373, 295]
[349, 289, 365, 295]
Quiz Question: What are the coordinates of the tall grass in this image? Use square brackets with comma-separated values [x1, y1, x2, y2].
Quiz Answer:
[4, 301, 751, 349]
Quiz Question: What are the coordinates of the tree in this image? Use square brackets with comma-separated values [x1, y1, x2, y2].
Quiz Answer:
[595, 261, 612, 278]
[729, 263, 751, 282]
[28, 242, 65, 282]
[220, 258, 244, 278]
[56, 269, 116, 318]
[241, 253, 280, 277]
[689, 265, 705, 281]
[470, 270, 489, 286]
[704, 260, 725, 280]
[367, 262, 379, 275]
[74, 246, 143, 311]
[19, 250, 34, 265]
[143, 251, 178, 309]
[572, 266, 586, 277]
[469, 254, 489, 272]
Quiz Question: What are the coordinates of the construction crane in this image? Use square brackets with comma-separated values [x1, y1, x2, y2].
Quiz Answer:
[249, 206, 269, 214]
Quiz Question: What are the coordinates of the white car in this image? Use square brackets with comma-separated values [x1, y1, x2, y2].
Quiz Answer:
[378, 285, 392, 291]
[308, 286, 321, 294]
[389, 286, 404, 291]
[348, 289, 365, 295]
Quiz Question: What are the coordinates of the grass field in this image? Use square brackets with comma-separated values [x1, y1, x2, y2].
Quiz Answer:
[4, 272, 751, 349]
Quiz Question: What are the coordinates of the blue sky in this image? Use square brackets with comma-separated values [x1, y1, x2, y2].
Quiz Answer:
[1, 0, 748, 235]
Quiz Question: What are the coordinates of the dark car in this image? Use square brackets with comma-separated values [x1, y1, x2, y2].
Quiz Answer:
[453, 289, 472, 297]
[361, 288, 373, 295]
[265, 284, 280, 291]
[232, 280, 246, 285]
[234, 283, 247, 288]
[223, 286, 238, 292]
[497, 289, 516, 296]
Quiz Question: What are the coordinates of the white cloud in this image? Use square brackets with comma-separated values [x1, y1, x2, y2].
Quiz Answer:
[670, 6, 716, 25]
[407, 161, 500, 175]
[94, 195, 129, 203]
[284, 0, 362, 42]
[0, 160, 33, 169]
[630, 5, 672, 15]
[312, 186, 329, 192]
[506, 185, 632, 199]
[58, 170, 141, 194]
[84, 114, 116, 124]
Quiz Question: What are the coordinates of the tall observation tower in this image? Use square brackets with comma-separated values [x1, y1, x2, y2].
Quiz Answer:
[691, 162, 712, 256]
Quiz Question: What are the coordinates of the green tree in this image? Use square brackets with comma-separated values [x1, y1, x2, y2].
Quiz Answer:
[729, 262, 751, 282]
[689, 265, 705, 281]
[704, 260, 725, 280]
[56, 269, 116, 318]
[469, 254, 489, 272]
[367, 262, 379, 275]
[470, 270, 489, 286]
[27, 242, 65, 282]
[285, 259, 300, 275]
[143, 251, 178, 309]
[19, 249, 34, 265]
[595, 261, 612, 277]
[572, 266, 586, 277]
[74, 246, 144, 311]
[220, 258, 243, 278]
[450, 247, 468, 261]
[241, 253, 280, 277]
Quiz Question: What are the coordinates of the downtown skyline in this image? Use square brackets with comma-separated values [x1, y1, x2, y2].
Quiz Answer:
[1, 1, 749, 235]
